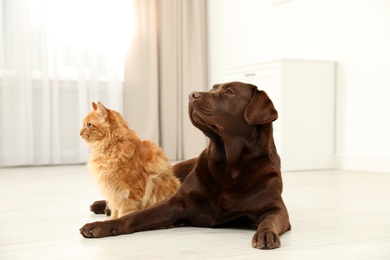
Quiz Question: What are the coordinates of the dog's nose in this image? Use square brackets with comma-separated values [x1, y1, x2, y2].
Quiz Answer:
[189, 92, 201, 103]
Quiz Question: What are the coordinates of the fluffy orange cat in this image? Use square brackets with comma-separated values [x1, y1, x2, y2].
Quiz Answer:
[80, 102, 180, 219]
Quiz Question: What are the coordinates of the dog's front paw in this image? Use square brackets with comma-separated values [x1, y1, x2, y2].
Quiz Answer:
[80, 220, 121, 238]
[252, 230, 281, 249]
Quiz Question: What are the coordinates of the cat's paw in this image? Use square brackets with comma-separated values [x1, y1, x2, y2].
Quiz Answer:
[80, 220, 122, 238]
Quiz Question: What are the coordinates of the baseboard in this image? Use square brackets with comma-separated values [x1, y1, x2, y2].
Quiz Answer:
[334, 155, 390, 174]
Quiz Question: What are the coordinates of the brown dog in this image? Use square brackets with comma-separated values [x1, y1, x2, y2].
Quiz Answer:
[80, 82, 291, 249]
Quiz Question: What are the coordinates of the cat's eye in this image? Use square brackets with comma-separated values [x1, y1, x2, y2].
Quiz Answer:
[87, 123, 92, 128]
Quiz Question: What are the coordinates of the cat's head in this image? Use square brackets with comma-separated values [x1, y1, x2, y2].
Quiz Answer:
[80, 102, 111, 144]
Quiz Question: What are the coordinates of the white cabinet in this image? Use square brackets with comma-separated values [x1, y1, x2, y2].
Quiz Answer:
[222, 59, 335, 171]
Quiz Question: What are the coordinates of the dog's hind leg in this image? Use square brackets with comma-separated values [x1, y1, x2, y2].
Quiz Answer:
[90, 200, 109, 215]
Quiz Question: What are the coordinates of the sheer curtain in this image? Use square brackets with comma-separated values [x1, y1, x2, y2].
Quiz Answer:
[0, 0, 132, 166]
[124, 0, 208, 161]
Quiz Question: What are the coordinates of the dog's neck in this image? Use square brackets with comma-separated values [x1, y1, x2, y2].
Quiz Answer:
[208, 124, 274, 172]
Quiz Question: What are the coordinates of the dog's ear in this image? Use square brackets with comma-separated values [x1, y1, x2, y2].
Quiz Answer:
[244, 90, 278, 125]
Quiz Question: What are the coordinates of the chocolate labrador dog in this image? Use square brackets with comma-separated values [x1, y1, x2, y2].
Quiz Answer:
[80, 82, 291, 249]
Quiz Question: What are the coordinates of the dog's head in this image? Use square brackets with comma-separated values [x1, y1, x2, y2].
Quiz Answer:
[188, 82, 278, 139]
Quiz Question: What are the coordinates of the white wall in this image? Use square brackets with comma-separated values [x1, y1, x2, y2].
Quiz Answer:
[207, 0, 390, 173]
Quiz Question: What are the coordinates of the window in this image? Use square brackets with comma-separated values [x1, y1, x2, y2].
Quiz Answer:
[0, 0, 134, 81]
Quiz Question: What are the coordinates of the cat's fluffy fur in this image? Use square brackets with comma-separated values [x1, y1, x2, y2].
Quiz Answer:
[80, 102, 180, 219]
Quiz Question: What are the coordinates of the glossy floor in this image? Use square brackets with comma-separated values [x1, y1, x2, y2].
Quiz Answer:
[0, 165, 389, 259]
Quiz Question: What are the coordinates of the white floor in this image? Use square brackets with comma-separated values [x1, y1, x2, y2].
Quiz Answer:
[0, 165, 389, 260]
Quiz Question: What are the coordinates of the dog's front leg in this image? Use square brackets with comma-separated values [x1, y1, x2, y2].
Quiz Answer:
[252, 209, 290, 249]
[80, 196, 185, 238]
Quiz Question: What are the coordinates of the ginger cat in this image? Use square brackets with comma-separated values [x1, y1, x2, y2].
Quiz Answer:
[80, 102, 180, 219]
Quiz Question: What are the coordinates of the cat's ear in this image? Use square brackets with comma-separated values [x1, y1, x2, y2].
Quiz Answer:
[96, 102, 109, 119]
[92, 102, 97, 110]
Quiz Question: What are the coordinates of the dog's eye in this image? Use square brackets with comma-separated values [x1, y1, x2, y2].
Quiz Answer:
[226, 89, 234, 95]
[87, 123, 92, 128]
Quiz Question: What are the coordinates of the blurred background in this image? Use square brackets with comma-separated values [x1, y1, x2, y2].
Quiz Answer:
[0, 0, 389, 174]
